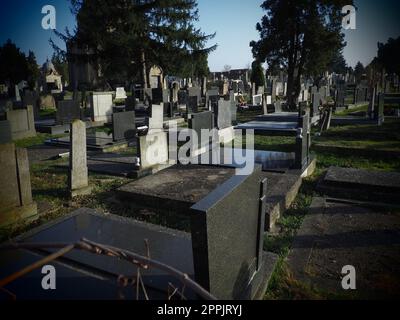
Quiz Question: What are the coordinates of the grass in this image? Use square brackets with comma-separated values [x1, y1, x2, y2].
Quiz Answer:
[314, 119, 400, 152]
[264, 177, 321, 300]
[334, 104, 368, 116]
[39, 108, 56, 118]
[14, 133, 66, 148]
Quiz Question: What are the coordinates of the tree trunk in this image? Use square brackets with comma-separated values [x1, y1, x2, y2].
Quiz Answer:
[141, 49, 148, 89]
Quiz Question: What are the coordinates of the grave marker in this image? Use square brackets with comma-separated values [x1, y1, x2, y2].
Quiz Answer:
[0, 143, 37, 227]
[6, 105, 36, 140]
[68, 120, 91, 197]
[115, 87, 127, 100]
[90, 92, 114, 123]
[56, 100, 81, 125]
[138, 131, 169, 170]
[112, 111, 136, 141]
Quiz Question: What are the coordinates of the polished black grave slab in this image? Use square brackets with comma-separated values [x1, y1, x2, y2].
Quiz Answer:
[0, 208, 195, 300]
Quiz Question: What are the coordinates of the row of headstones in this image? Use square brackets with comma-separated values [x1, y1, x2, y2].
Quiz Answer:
[135, 93, 237, 171]
[335, 84, 370, 108]
[24, 116, 275, 299]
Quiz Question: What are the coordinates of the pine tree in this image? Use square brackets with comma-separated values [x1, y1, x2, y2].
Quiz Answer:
[56, 0, 216, 87]
[250, 0, 351, 108]
[250, 60, 265, 91]
[26, 51, 40, 90]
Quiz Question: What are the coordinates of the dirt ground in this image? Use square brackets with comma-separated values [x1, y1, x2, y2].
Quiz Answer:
[287, 197, 400, 299]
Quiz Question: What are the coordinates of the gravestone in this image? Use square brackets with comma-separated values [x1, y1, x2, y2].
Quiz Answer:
[230, 91, 237, 122]
[335, 87, 345, 108]
[252, 94, 263, 106]
[151, 88, 167, 105]
[68, 120, 91, 197]
[138, 131, 169, 170]
[15, 85, 21, 102]
[178, 90, 188, 106]
[215, 99, 232, 130]
[274, 101, 282, 113]
[187, 96, 199, 115]
[147, 104, 164, 133]
[125, 95, 136, 111]
[311, 92, 321, 118]
[90, 92, 114, 123]
[188, 111, 215, 151]
[0, 120, 12, 144]
[206, 89, 219, 109]
[56, 100, 81, 125]
[0, 143, 37, 227]
[115, 87, 127, 100]
[40, 94, 56, 110]
[112, 111, 136, 141]
[368, 87, 376, 118]
[163, 102, 178, 118]
[294, 112, 310, 170]
[190, 166, 274, 299]
[171, 82, 180, 103]
[116, 164, 278, 299]
[6, 105, 36, 140]
[188, 87, 201, 106]
[376, 93, 385, 125]
[22, 91, 40, 120]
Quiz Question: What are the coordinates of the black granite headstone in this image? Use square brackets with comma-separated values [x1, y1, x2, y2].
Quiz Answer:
[22, 91, 40, 120]
[187, 96, 199, 115]
[112, 110, 136, 141]
[190, 165, 274, 299]
[188, 111, 214, 149]
[56, 100, 81, 125]
[178, 90, 188, 105]
[0, 120, 12, 144]
[188, 87, 201, 105]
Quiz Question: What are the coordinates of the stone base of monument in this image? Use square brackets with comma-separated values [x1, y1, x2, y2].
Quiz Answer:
[0, 203, 38, 228]
[35, 119, 104, 135]
[317, 166, 400, 205]
[46, 131, 132, 153]
[69, 185, 93, 198]
[115, 164, 279, 299]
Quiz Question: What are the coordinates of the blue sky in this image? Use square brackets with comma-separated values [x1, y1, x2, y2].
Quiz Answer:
[0, 0, 399, 72]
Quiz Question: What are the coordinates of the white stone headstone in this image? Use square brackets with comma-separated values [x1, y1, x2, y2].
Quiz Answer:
[115, 87, 127, 100]
[15, 85, 21, 102]
[252, 94, 263, 106]
[139, 131, 169, 169]
[90, 92, 113, 123]
[147, 104, 164, 133]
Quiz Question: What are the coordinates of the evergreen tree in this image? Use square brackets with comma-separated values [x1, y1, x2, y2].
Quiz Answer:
[0, 39, 29, 86]
[377, 36, 400, 78]
[250, 60, 265, 90]
[26, 51, 40, 90]
[327, 50, 347, 75]
[55, 0, 216, 87]
[52, 52, 69, 86]
[354, 61, 365, 82]
[250, 0, 350, 108]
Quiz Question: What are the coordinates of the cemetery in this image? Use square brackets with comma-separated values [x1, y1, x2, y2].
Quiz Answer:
[0, 0, 400, 303]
